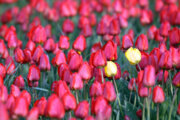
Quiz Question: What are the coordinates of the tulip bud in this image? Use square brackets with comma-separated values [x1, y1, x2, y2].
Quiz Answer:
[103, 40, 117, 61]
[70, 73, 83, 90]
[104, 61, 117, 77]
[43, 38, 55, 52]
[143, 65, 155, 87]
[55, 80, 70, 99]
[152, 86, 165, 103]
[0, 63, 6, 78]
[27, 65, 41, 87]
[78, 61, 92, 81]
[75, 101, 89, 119]
[135, 34, 149, 51]
[125, 47, 141, 65]
[73, 35, 86, 52]
[0, 102, 9, 120]
[52, 50, 67, 66]
[103, 81, 116, 102]
[38, 53, 51, 71]
[59, 35, 70, 50]
[45, 94, 65, 119]
[33, 97, 47, 116]
[172, 72, 180, 87]
[90, 81, 103, 97]
[93, 49, 107, 67]
[121, 35, 133, 50]
[27, 107, 39, 120]
[62, 19, 74, 34]
[62, 93, 77, 111]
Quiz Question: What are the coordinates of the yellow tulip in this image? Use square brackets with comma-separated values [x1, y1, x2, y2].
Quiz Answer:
[104, 61, 117, 77]
[125, 47, 141, 65]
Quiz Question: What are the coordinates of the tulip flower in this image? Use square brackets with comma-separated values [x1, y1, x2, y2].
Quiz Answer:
[75, 101, 89, 119]
[58, 35, 70, 50]
[45, 94, 65, 119]
[62, 19, 74, 34]
[51, 50, 67, 66]
[93, 49, 107, 67]
[34, 97, 47, 116]
[125, 47, 141, 65]
[169, 27, 180, 47]
[5, 56, 16, 75]
[0, 63, 6, 78]
[78, 61, 92, 81]
[70, 73, 83, 90]
[73, 35, 86, 52]
[158, 51, 173, 70]
[32, 45, 44, 63]
[68, 52, 83, 71]
[55, 80, 70, 99]
[14, 47, 25, 63]
[172, 72, 180, 87]
[25, 40, 36, 53]
[104, 61, 117, 77]
[20, 90, 31, 106]
[143, 65, 155, 87]
[103, 40, 117, 61]
[121, 35, 133, 50]
[43, 38, 55, 52]
[0, 102, 9, 120]
[135, 34, 149, 51]
[27, 65, 41, 87]
[27, 107, 39, 120]
[103, 81, 116, 102]
[38, 53, 51, 71]
[0, 85, 8, 102]
[90, 81, 103, 97]
[153, 86, 165, 103]
[62, 93, 77, 111]
[10, 85, 21, 97]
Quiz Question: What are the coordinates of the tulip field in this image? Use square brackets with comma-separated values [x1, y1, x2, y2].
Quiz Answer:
[0, 0, 180, 120]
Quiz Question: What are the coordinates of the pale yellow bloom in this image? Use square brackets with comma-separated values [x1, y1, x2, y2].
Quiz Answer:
[125, 47, 141, 65]
[104, 61, 117, 77]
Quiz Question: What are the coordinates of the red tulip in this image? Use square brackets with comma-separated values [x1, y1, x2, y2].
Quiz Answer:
[109, 18, 120, 35]
[159, 42, 167, 54]
[45, 94, 65, 119]
[14, 47, 25, 63]
[58, 63, 69, 79]
[136, 109, 142, 118]
[128, 78, 136, 91]
[58, 35, 70, 50]
[156, 70, 169, 83]
[152, 86, 165, 103]
[68, 52, 83, 71]
[159, 21, 171, 37]
[32, 45, 44, 63]
[30, 25, 47, 44]
[0, 76, 3, 87]
[43, 38, 55, 52]
[80, 24, 93, 37]
[78, 61, 92, 81]
[155, 0, 164, 12]
[5, 56, 16, 75]
[93, 49, 107, 67]
[0, 63, 6, 78]
[55, 80, 70, 99]
[6, 94, 15, 111]
[52, 50, 67, 66]
[103, 81, 116, 102]
[169, 27, 180, 47]
[0, 85, 8, 102]
[85, 116, 95, 120]
[0, 39, 6, 57]
[143, 65, 155, 87]
[135, 34, 149, 51]
[25, 40, 36, 53]
[0, 102, 9, 120]
[78, 16, 90, 29]
[27, 65, 41, 87]
[140, 9, 153, 25]
[62, 19, 74, 34]
[103, 40, 117, 61]
[79, 3, 91, 16]
[34, 97, 47, 116]
[75, 101, 89, 119]
[89, 13, 97, 26]
[122, 71, 129, 80]
[158, 51, 173, 70]
[73, 35, 86, 52]
[91, 42, 102, 53]
[10, 85, 21, 97]
[12, 95, 29, 118]
[27, 107, 39, 120]
[96, 20, 108, 35]
[121, 35, 133, 50]
[170, 47, 179, 67]
[95, 104, 112, 120]
[70, 73, 83, 90]
[19, 90, 31, 106]
[147, 25, 157, 40]
[45, 24, 52, 38]
[38, 53, 51, 71]
[138, 83, 151, 97]
[62, 93, 77, 111]
[172, 72, 180, 87]
[90, 81, 103, 97]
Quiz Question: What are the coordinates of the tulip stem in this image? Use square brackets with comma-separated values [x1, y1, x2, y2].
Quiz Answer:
[133, 94, 136, 108]
[76, 90, 79, 104]
[137, 64, 141, 71]
[157, 104, 159, 120]
[101, 68, 104, 83]
[146, 96, 150, 120]
[168, 88, 178, 120]
[113, 77, 122, 114]
[142, 99, 146, 120]
[129, 90, 132, 102]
